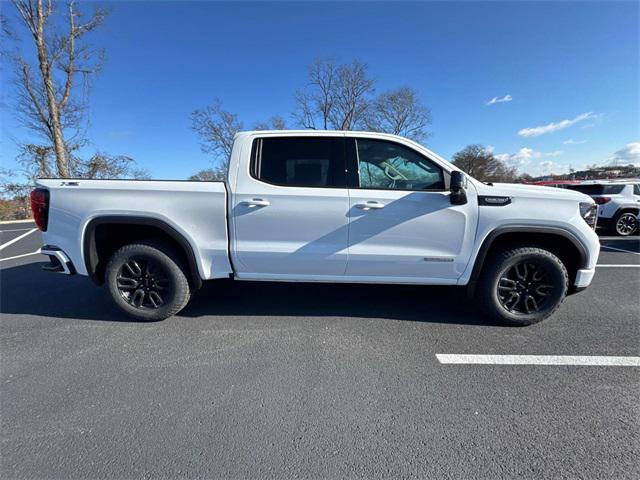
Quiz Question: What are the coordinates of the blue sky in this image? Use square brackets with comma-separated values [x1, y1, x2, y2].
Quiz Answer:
[1, 0, 638, 179]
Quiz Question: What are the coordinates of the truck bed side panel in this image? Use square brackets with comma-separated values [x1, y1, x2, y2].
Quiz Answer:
[36, 179, 232, 280]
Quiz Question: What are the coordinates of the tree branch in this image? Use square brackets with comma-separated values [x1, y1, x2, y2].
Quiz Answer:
[19, 59, 52, 135]
[58, 1, 75, 110]
[11, 0, 38, 37]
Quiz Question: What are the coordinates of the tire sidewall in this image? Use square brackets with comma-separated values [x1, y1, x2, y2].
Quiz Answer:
[106, 244, 189, 321]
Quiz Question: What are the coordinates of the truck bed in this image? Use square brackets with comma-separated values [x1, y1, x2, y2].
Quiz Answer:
[36, 179, 232, 280]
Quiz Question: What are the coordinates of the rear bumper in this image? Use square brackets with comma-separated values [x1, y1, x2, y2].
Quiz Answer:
[40, 245, 75, 275]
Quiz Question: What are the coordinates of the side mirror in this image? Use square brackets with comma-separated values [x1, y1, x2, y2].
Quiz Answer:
[450, 171, 468, 205]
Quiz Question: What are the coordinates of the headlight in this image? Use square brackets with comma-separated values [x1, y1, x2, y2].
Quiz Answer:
[580, 202, 598, 229]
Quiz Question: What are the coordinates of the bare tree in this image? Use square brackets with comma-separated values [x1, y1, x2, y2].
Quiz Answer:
[191, 100, 242, 171]
[364, 87, 431, 142]
[452, 144, 517, 182]
[294, 58, 374, 130]
[0, 143, 54, 195]
[253, 115, 286, 131]
[192, 101, 290, 174]
[70, 152, 150, 179]
[330, 60, 374, 130]
[17, 143, 54, 179]
[10, 0, 107, 177]
[293, 58, 336, 129]
[188, 168, 226, 181]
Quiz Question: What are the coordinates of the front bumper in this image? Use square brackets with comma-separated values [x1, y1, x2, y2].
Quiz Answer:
[574, 268, 596, 288]
[40, 245, 75, 274]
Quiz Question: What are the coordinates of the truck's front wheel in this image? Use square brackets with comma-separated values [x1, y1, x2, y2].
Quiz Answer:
[105, 242, 191, 321]
[477, 247, 568, 326]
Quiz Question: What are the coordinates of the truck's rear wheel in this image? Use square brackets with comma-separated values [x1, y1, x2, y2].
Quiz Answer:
[477, 247, 568, 326]
[105, 242, 191, 321]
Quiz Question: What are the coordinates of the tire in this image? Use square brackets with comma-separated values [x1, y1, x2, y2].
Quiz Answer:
[105, 242, 191, 321]
[476, 247, 568, 326]
[612, 211, 638, 236]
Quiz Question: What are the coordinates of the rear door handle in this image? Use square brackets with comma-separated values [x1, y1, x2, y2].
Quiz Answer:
[242, 198, 271, 207]
[355, 201, 385, 210]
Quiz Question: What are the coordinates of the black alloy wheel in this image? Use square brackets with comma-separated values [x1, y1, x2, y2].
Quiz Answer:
[116, 256, 172, 309]
[497, 261, 553, 315]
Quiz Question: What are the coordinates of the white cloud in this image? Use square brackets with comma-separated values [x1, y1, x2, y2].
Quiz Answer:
[511, 147, 538, 164]
[495, 148, 564, 170]
[518, 112, 596, 137]
[486, 94, 512, 105]
[609, 142, 640, 165]
[536, 160, 567, 176]
[484, 145, 495, 154]
[546, 150, 563, 157]
[563, 139, 587, 145]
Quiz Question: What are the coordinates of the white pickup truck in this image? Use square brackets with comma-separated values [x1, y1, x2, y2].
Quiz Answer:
[32, 130, 600, 325]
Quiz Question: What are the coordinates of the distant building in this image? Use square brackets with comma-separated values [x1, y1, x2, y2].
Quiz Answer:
[529, 164, 639, 183]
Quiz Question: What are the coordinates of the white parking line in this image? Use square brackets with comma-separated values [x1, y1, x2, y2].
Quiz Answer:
[0, 250, 41, 262]
[0, 228, 35, 233]
[0, 228, 37, 251]
[436, 354, 640, 366]
[600, 245, 640, 255]
[598, 236, 639, 241]
[596, 264, 640, 268]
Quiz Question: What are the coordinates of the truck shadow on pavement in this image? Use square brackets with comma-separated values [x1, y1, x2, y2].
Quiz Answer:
[1, 261, 501, 326]
[182, 280, 501, 326]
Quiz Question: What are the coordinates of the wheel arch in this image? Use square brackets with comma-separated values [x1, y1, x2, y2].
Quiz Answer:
[614, 206, 640, 216]
[467, 225, 588, 296]
[83, 215, 203, 289]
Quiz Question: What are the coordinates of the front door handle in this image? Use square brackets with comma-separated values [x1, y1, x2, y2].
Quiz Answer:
[355, 201, 385, 210]
[242, 198, 271, 207]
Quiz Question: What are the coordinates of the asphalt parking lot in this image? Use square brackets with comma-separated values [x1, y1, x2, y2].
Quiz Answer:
[1, 221, 639, 479]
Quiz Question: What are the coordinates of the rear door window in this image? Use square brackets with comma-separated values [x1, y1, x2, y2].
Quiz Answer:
[251, 137, 346, 188]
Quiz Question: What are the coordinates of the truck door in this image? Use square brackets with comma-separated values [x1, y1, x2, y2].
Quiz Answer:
[231, 135, 349, 279]
[345, 137, 478, 283]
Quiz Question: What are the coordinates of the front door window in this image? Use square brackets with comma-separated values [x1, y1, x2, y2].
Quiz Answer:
[356, 138, 444, 191]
